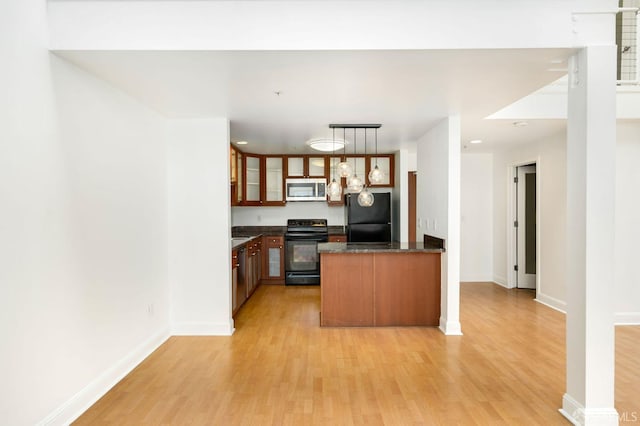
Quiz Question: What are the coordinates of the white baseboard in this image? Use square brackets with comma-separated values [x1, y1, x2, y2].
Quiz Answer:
[172, 320, 235, 336]
[38, 328, 171, 426]
[560, 393, 619, 425]
[493, 275, 508, 287]
[459, 276, 494, 283]
[614, 312, 640, 325]
[535, 293, 567, 314]
[438, 317, 463, 335]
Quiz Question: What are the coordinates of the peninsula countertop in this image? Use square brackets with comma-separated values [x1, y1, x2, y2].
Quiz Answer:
[317, 241, 445, 254]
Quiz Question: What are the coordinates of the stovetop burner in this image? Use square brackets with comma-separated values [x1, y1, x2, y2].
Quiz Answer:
[286, 219, 328, 234]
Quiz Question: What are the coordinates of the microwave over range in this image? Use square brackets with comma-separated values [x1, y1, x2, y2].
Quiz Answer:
[285, 178, 327, 202]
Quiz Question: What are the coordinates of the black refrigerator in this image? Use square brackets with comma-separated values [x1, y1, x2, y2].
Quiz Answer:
[345, 192, 391, 242]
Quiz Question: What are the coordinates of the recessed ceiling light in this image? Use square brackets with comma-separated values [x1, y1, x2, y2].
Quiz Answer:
[513, 121, 529, 127]
[469, 139, 483, 144]
[236, 141, 248, 145]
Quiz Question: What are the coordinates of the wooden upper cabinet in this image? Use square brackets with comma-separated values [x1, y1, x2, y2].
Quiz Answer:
[263, 156, 286, 206]
[231, 145, 394, 206]
[286, 156, 328, 179]
[307, 157, 326, 178]
[344, 156, 366, 183]
[367, 155, 394, 187]
[236, 150, 244, 205]
[244, 154, 262, 205]
[230, 147, 238, 184]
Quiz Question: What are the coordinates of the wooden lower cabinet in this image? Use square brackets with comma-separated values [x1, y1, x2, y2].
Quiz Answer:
[320, 253, 374, 326]
[328, 234, 347, 243]
[261, 235, 284, 284]
[232, 236, 262, 316]
[320, 252, 441, 326]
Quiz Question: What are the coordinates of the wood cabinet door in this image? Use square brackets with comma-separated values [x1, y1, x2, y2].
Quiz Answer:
[262, 236, 284, 282]
[263, 156, 285, 206]
[244, 155, 262, 206]
[320, 253, 374, 326]
[367, 155, 394, 187]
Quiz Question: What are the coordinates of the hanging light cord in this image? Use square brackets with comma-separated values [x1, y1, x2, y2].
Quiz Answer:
[375, 128, 379, 166]
[353, 128, 357, 176]
[343, 128, 347, 159]
[332, 128, 336, 180]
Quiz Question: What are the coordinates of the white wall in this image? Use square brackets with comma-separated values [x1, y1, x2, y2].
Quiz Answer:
[0, 3, 169, 424]
[416, 117, 462, 335]
[460, 153, 494, 281]
[492, 124, 640, 323]
[167, 119, 233, 335]
[393, 149, 409, 242]
[615, 122, 640, 324]
[492, 133, 567, 309]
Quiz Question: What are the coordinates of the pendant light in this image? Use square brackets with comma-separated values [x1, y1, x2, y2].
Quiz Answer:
[336, 128, 352, 178]
[327, 128, 343, 199]
[347, 128, 363, 192]
[368, 127, 385, 184]
[357, 128, 375, 207]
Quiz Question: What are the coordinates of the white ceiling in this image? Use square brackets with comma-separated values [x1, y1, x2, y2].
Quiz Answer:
[56, 49, 573, 154]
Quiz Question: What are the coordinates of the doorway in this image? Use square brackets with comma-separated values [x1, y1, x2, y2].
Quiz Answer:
[515, 164, 537, 290]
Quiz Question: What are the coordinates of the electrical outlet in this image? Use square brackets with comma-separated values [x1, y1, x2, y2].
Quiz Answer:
[147, 304, 154, 316]
[433, 219, 437, 231]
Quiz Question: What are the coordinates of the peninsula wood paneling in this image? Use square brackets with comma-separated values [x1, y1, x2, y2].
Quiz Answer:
[374, 252, 440, 326]
[320, 253, 374, 326]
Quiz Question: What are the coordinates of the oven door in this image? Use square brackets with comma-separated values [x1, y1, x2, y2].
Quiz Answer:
[285, 236, 323, 272]
[284, 233, 328, 285]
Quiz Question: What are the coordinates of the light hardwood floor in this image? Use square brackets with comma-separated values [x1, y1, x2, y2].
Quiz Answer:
[75, 283, 640, 425]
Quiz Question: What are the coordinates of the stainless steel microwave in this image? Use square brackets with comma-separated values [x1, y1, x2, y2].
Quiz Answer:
[285, 178, 327, 201]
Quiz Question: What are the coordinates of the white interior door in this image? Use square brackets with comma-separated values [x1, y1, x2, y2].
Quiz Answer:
[517, 165, 536, 289]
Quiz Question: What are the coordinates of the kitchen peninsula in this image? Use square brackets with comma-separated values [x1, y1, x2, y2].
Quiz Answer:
[318, 241, 444, 327]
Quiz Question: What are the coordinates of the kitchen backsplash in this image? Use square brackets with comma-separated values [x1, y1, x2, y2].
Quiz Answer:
[231, 203, 345, 226]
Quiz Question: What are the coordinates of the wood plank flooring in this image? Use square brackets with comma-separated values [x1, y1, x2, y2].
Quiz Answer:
[74, 283, 640, 425]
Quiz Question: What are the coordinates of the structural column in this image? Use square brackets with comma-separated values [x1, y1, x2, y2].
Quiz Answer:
[441, 116, 462, 335]
[562, 44, 617, 424]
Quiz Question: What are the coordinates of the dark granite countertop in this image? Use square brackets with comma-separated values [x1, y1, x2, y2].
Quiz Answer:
[232, 225, 346, 237]
[317, 241, 445, 254]
[231, 235, 262, 250]
[232, 226, 285, 237]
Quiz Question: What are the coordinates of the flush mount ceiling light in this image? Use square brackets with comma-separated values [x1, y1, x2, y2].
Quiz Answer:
[513, 121, 529, 127]
[469, 139, 483, 144]
[236, 141, 248, 145]
[307, 137, 347, 152]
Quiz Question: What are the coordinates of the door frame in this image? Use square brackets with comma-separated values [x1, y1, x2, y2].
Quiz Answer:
[506, 158, 541, 291]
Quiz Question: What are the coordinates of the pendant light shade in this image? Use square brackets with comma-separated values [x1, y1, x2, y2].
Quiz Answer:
[336, 127, 352, 177]
[368, 165, 384, 184]
[327, 178, 342, 198]
[347, 174, 364, 193]
[327, 123, 382, 202]
[327, 128, 343, 199]
[368, 127, 385, 184]
[337, 161, 353, 178]
[347, 128, 363, 193]
[357, 186, 375, 207]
